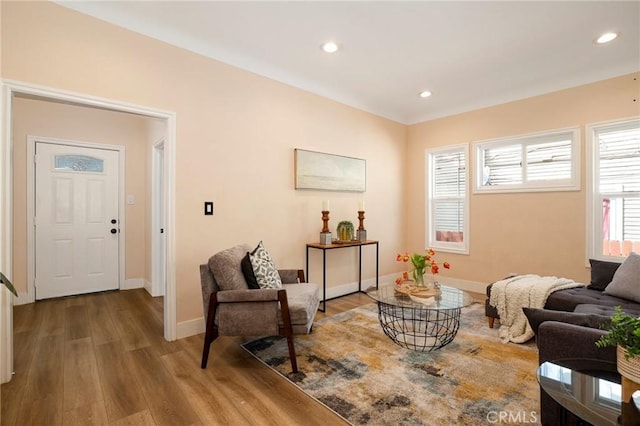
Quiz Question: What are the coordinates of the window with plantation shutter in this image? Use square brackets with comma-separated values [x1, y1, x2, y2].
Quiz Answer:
[426, 144, 469, 254]
[474, 128, 580, 193]
[588, 118, 640, 260]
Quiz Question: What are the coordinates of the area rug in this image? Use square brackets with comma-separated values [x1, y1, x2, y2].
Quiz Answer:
[242, 302, 540, 425]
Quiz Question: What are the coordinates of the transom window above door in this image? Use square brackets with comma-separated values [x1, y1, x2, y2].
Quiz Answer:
[54, 154, 104, 173]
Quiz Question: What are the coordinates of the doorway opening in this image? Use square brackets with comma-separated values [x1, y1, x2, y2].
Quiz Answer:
[1, 80, 177, 382]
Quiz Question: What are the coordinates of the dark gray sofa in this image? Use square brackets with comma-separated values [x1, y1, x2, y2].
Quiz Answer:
[484, 258, 640, 326]
[485, 256, 640, 425]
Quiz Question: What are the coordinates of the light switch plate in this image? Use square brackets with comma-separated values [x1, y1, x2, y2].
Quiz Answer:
[204, 201, 214, 215]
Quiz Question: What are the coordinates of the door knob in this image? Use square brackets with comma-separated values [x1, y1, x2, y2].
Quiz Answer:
[110, 228, 117, 234]
[111, 219, 117, 224]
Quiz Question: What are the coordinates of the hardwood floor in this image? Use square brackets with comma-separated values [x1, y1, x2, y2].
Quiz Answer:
[1, 289, 375, 425]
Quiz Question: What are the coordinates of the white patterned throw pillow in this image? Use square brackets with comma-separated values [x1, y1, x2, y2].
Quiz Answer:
[249, 241, 282, 289]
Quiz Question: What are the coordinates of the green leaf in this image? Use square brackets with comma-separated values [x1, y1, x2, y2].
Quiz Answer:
[596, 306, 640, 358]
[0, 272, 18, 297]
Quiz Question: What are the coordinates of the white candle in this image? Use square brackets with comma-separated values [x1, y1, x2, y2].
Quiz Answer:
[322, 200, 330, 211]
[359, 200, 365, 211]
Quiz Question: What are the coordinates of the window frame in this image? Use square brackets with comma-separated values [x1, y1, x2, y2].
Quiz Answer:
[586, 117, 640, 263]
[425, 143, 469, 254]
[473, 127, 581, 193]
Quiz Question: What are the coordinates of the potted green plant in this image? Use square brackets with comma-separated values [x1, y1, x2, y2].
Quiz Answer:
[336, 221, 354, 242]
[0, 272, 17, 297]
[596, 306, 640, 384]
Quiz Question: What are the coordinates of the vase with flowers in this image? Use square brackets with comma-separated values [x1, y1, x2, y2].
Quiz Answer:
[395, 248, 450, 289]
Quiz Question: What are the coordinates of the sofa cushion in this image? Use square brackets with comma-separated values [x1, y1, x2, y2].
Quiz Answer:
[588, 258, 621, 291]
[574, 303, 640, 317]
[279, 283, 320, 330]
[603, 252, 640, 302]
[249, 241, 282, 289]
[544, 287, 636, 312]
[208, 244, 252, 291]
[523, 307, 611, 335]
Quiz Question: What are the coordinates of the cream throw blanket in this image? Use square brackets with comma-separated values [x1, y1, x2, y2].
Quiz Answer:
[489, 274, 586, 343]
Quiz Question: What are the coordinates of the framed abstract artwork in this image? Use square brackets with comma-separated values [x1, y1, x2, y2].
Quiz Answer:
[294, 149, 366, 192]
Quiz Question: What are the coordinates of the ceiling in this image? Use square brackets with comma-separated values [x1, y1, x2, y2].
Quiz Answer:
[56, 1, 640, 125]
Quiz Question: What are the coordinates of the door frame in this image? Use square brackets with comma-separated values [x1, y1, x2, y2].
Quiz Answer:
[27, 137, 126, 302]
[151, 139, 165, 297]
[0, 79, 177, 382]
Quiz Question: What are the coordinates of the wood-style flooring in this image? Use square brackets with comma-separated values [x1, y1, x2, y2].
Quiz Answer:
[1, 289, 374, 425]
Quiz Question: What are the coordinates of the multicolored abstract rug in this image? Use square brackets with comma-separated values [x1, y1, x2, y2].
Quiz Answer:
[242, 302, 540, 425]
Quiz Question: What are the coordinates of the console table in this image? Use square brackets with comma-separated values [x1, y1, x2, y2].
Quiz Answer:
[306, 240, 379, 312]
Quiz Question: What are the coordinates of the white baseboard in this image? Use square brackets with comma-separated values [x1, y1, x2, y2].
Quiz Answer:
[174, 275, 489, 341]
[442, 277, 488, 296]
[144, 280, 164, 297]
[321, 273, 397, 300]
[14, 278, 153, 305]
[122, 278, 145, 290]
[323, 273, 487, 299]
[13, 292, 31, 306]
[177, 317, 205, 339]
[144, 279, 152, 295]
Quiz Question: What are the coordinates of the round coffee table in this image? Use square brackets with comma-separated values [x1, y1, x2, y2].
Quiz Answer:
[366, 284, 473, 351]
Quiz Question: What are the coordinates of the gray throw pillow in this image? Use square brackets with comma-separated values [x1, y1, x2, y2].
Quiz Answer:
[249, 241, 282, 289]
[522, 307, 611, 335]
[208, 244, 252, 291]
[603, 252, 640, 303]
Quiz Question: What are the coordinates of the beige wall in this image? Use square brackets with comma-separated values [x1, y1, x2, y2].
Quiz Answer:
[1, 2, 406, 322]
[407, 73, 640, 289]
[11, 97, 153, 295]
[3, 1, 638, 326]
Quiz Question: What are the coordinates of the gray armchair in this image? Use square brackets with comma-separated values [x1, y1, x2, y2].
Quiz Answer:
[200, 244, 320, 373]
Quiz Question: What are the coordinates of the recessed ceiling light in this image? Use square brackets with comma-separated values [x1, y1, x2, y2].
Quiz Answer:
[419, 91, 432, 98]
[321, 41, 339, 53]
[595, 32, 619, 44]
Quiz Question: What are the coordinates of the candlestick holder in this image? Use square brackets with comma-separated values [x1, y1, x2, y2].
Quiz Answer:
[356, 210, 367, 241]
[320, 210, 332, 244]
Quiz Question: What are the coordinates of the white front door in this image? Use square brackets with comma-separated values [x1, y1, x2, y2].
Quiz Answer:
[35, 142, 120, 300]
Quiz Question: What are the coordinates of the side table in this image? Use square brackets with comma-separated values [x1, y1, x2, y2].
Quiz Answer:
[306, 240, 378, 312]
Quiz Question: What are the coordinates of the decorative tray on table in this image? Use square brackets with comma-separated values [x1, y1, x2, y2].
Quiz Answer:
[394, 283, 441, 298]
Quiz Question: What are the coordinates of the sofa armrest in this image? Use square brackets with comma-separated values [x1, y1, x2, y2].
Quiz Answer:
[278, 269, 306, 284]
[537, 321, 616, 364]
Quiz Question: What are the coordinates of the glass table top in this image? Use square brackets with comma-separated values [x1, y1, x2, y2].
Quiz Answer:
[537, 358, 640, 426]
[366, 284, 474, 310]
